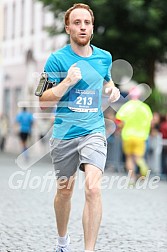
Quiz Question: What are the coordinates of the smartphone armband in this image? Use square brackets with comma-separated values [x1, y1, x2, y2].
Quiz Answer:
[35, 73, 48, 97]
[35, 73, 55, 97]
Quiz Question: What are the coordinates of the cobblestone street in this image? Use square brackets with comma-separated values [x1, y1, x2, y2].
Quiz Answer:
[0, 152, 167, 252]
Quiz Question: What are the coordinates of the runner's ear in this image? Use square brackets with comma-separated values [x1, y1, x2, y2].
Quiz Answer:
[65, 25, 70, 34]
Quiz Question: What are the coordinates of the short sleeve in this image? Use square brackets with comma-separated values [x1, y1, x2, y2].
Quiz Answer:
[44, 53, 61, 83]
[104, 53, 112, 82]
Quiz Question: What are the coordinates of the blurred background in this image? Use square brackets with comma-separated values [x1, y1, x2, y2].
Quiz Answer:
[0, 0, 167, 178]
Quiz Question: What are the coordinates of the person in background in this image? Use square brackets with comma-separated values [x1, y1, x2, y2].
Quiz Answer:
[147, 112, 162, 175]
[104, 107, 124, 172]
[115, 86, 153, 183]
[150, 112, 160, 135]
[159, 114, 167, 178]
[15, 107, 34, 157]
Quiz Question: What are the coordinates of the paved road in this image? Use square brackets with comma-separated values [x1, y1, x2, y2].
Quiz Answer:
[0, 152, 167, 252]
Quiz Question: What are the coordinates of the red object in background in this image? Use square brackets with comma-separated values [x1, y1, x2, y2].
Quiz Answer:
[160, 121, 167, 139]
[115, 118, 122, 125]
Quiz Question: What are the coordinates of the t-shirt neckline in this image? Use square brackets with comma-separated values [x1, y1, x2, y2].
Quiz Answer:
[68, 44, 95, 59]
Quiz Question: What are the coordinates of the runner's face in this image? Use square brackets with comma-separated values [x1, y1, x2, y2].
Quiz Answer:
[66, 8, 93, 46]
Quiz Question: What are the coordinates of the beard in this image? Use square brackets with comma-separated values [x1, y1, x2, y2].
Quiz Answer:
[72, 34, 91, 46]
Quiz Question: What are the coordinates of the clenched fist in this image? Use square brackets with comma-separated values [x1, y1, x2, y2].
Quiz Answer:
[66, 63, 82, 87]
[105, 86, 120, 103]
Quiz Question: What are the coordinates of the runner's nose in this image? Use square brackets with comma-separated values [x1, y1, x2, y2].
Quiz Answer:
[80, 21, 86, 30]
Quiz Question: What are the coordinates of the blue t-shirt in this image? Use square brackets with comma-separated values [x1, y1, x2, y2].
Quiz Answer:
[44, 44, 112, 139]
[16, 111, 34, 134]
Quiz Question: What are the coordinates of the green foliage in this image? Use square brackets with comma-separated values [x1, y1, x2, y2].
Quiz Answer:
[145, 88, 167, 113]
[38, 0, 167, 88]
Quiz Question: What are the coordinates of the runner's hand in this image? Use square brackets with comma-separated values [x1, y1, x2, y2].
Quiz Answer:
[105, 86, 120, 102]
[66, 63, 82, 86]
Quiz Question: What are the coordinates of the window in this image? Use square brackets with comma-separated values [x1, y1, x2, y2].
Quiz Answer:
[31, 0, 34, 34]
[14, 87, 22, 114]
[20, 0, 24, 36]
[3, 5, 7, 40]
[3, 88, 10, 117]
[41, 6, 46, 30]
[12, 2, 16, 38]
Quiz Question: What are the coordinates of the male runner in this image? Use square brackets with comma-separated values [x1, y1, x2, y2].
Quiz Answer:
[39, 3, 120, 252]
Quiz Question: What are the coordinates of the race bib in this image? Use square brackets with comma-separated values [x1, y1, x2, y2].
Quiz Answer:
[68, 89, 99, 112]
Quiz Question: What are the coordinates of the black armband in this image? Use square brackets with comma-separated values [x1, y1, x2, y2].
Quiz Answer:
[35, 73, 55, 97]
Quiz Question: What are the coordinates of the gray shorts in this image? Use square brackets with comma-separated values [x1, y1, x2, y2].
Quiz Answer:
[49, 133, 107, 178]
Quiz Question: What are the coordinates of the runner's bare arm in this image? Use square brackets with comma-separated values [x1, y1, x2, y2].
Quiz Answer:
[39, 64, 82, 110]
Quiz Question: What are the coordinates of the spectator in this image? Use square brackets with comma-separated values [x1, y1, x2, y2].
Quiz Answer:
[147, 112, 162, 175]
[150, 112, 160, 134]
[104, 107, 124, 172]
[160, 114, 167, 178]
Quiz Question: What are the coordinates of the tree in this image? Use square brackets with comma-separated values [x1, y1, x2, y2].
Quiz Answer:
[39, 0, 167, 88]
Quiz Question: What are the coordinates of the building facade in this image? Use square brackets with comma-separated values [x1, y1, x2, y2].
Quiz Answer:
[1, 0, 66, 128]
[0, 2, 4, 114]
